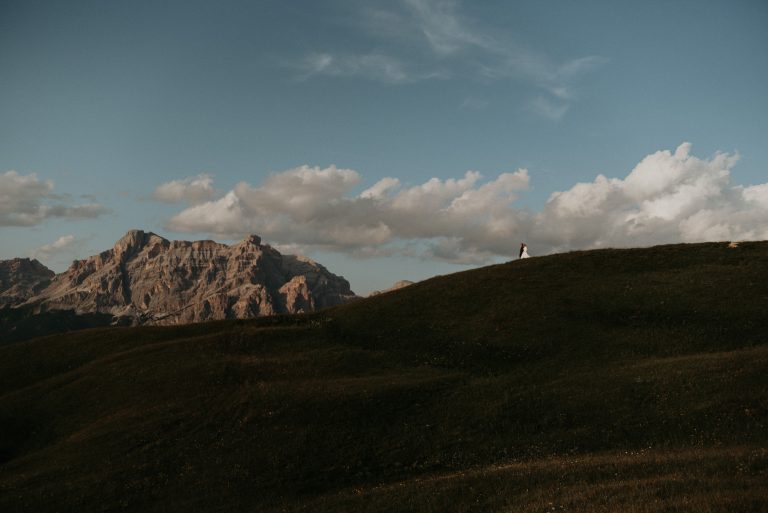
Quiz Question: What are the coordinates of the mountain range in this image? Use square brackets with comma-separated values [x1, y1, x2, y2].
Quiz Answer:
[0, 230, 356, 327]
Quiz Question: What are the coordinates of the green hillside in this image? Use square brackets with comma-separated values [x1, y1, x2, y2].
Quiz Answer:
[1, 242, 767, 512]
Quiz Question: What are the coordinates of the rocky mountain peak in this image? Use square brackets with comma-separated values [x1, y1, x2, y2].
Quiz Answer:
[241, 234, 262, 246]
[113, 230, 167, 263]
[0, 258, 55, 305]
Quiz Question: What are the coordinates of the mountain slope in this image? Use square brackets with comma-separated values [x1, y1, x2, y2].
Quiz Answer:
[0, 241, 766, 512]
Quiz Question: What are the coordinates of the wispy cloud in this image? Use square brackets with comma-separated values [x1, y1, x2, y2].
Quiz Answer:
[403, 0, 494, 55]
[291, 0, 607, 118]
[528, 96, 569, 121]
[296, 52, 447, 84]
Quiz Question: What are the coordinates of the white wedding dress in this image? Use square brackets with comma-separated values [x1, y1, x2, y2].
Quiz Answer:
[520, 246, 530, 259]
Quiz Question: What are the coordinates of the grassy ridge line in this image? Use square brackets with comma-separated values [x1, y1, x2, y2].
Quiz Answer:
[0, 241, 767, 512]
[328, 241, 768, 365]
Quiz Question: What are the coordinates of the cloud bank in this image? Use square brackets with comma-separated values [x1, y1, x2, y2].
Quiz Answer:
[0, 171, 109, 226]
[534, 143, 768, 252]
[162, 144, 768, 263]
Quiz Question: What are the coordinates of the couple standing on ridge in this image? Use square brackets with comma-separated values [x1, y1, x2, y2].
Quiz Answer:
[519, 243, 530, 259]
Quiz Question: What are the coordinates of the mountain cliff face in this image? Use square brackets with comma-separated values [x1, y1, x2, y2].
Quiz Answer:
[0, 258, 55, 305]
[19, 230, 357, 325]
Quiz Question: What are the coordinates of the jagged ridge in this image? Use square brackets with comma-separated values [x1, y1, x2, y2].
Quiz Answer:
[17, 230, 357, 325]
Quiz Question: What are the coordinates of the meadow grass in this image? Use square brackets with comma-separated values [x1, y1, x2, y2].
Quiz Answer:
[1, 241, 766, 512]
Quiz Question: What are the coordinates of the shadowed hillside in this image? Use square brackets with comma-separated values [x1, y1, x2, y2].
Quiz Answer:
[1, 242, 767, 512]
[0, 305, 116, 345]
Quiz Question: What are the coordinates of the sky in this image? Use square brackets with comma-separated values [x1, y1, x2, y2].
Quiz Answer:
[1, 0, 767, 295]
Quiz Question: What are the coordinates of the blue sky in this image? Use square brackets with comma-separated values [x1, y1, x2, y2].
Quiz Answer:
[1, 0, 767, 294]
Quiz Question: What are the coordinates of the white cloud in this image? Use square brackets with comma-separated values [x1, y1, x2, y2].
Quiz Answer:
[166, 165, 530, 261]
[743, 183, 768, 208]
[0, 170, 109, 226]
[152, 173, 215, 204]
[360, 177, 401, 199]
[532, 143, 767, 252]
[30, 235, 77, 260]
[164, 144, 768, 264]
[165, 191, 247, 236]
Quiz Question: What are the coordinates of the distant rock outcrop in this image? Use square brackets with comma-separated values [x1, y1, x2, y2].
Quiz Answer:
[17, 230, 357, 325]
[369, 280, 415, 297]
[0, 258, 55, 305]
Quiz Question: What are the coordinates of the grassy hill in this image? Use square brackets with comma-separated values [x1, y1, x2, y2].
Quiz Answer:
[0, 305, 115, 346]
[1, 241, 767, 512]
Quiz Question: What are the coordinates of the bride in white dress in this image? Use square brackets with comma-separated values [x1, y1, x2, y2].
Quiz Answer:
[519, 243, 530, 259]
